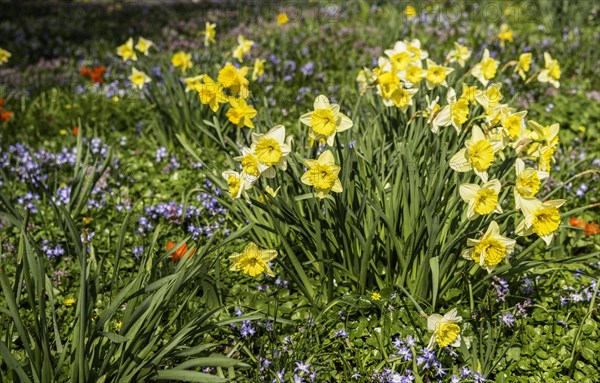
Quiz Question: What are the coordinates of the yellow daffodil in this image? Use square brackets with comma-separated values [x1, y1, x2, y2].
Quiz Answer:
[63, 297, 76, 307]
[229, 242, 277, 277]
[250, 125, 291, 177]
[526, 120, 559, 153]
[405, 39, 428, 62]
[404, 5, 417, 19]
[432, 88, 469, 133]
[203, 22, 216, 47]
[234, 148, 261, 178]
[0, 48, 11, 65]
[427, 308, 462, 349]
[475, 83, 503, 109]
[129, 68, 151, 89]
[460, 83, 478, 105]
[516, 196, 565, 245]
[226, 97, 257, 129]
[301, 150, 343, 199]
[538, 52, 561, 88]
[183, 74, 206, 92]
[471, 49, 499, 86]
[537, 144, 558, 173]
[403, 63, 425, 85]
[171, 51, 193, 74]
[388, 85, 418, 111]
[497, 24, 513, 47]
[425, 95, 444, 134]
[450, 125, 502, 182]
[218, 63, 250, 98]
[299, 95, 353, 146]
[197, 75, 228, 112]
[116, 38, 137, 62]
[135, 37, 153, 55]
[222, 170, 255, 199]
[501, 110, 527, 139]
[459, 179, 503, 220]
[258, 185, 281, 203]
[425, 59, 454, 90]
[514, 158, 548, 209]
[356, 67, 376, 95]
[233, 35, 254, 62]
[446, 42, 472, 67]
[461, 221, 516, 272]
[277, 12, 289, 25]
[514, 53, 532, 80]
[252, 58, 265, 80]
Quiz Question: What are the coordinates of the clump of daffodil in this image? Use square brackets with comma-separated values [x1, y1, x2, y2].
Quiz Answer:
[226, 97, 257, 129]
[514, 158, 548, 210]
[252, 58, 265, 81]
[229, 242, 277, 277]
[471, 49, 499, 86]
[183, 74, 205, 93]
[172, 51, 193, 74]
[425, 59, 454, 90]
[233, 35, 254, 62]
[218, 63, 250, 98]
[251, 125, 291, 177]
[427, 308, 462, 349]
[277, 12, 289, 25]
[514, 53, 532, 80]
[197, 75, 228, 112]
[135, 37, 153, 56]
[459, 179, 503, 220]
[222, 170, 255, 199]
[301, 150, 343, 199]
[450, 125, 502, 182]
[432, 88, 469, 133]
[299, 95, 353, 146]
[497, 24, 513, 47]
[129, 68, 151, 89]
[461, 221, 516, 272]
[0, 47, 12, 65]
[538, 52, 560, 88]
[516, 196, 565, 245]
[203, 22, 216, 47]
[446, 42, 471, 67]
[116, 38, 137, 62]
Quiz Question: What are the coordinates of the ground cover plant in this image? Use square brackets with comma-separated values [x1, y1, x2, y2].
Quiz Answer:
[1, 0, 599, 382]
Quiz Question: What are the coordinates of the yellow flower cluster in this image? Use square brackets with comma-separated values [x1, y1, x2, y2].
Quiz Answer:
[116, 37, 154, 62]
[221, 92, 352, 201]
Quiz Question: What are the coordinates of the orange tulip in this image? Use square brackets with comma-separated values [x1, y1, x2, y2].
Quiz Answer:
[569, 217, 586, 228]
[166, 241, 191, 262]
[584, 222, 600, 236]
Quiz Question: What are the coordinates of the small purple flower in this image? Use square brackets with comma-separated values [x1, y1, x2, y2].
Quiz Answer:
[334, 329, 348, 338]
[499, 312, 515, 327]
